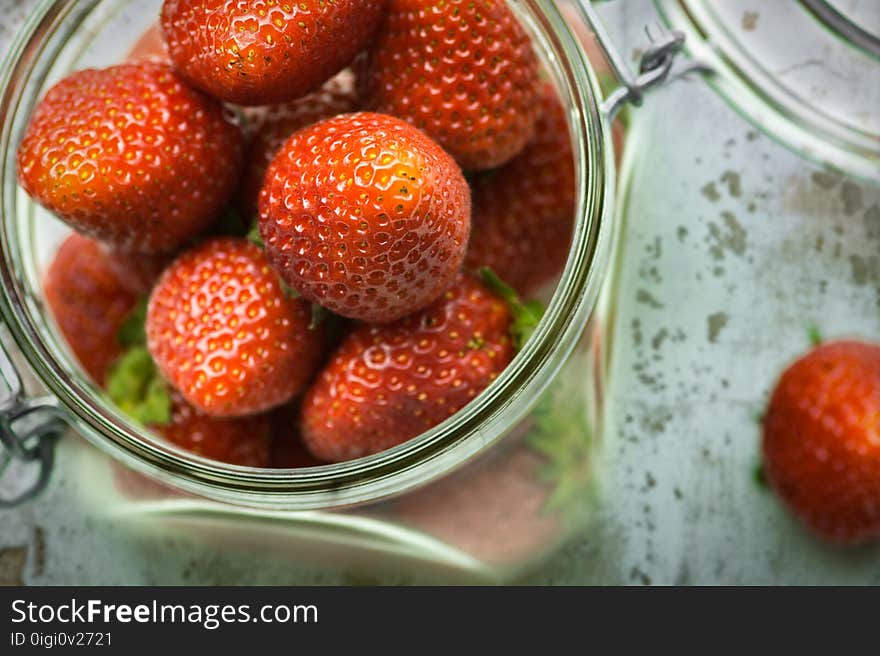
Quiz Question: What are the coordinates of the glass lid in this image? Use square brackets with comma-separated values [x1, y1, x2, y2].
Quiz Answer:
[802, 0, 880, 56]
[656, 0, 880, 180]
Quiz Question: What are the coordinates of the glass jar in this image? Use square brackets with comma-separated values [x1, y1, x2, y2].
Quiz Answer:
[594, 0, 879, 583]
[0, 0, 656, 582]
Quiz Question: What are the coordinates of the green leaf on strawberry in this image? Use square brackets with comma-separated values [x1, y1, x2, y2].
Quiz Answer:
[117, 298, 147, 347]
[246, 222, 264, 248]
[479, 267, 544, 349]
[212, 207, 249, 238]
[106, 295, 171, 426]
[105, 345, 171, 426]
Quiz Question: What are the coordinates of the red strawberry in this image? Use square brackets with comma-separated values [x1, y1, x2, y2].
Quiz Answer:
[44, 234, 139, 384]
[465, 83, 575, 296]
[160, 0, 386, 106]
[258, 111, 471, 323]
[105, 342, 273, 467]
[155, 390, 271, 467]
[300, 272, 539, 462]
[127, 22, 171, 64]
[17, 62, 244, 254]
[762, 340, 880, 544]
[268, 402, 324, 468]
[237, 70, 358, 218]
[359, 0, 542, 171]
[146, 237, 325, 417]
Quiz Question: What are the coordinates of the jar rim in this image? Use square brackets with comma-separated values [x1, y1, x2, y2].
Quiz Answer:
[0, 0, 614, 510]
[658, 0, 880, 180]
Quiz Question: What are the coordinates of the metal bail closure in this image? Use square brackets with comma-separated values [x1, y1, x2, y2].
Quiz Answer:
[0, 337, 64, 508]
[573, 1, 711, 118]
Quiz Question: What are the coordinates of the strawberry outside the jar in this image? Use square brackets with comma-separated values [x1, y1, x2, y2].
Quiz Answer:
[762, 340, 880, 545]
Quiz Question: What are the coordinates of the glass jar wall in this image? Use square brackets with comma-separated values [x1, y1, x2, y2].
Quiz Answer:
[597, 0, 880, 583]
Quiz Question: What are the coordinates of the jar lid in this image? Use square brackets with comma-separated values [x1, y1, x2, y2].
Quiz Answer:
[657, 0, 880, 179]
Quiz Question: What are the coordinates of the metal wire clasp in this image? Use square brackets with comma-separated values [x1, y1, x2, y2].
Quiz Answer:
[0, 336, 63, 508]
[574, 0, 710, 118]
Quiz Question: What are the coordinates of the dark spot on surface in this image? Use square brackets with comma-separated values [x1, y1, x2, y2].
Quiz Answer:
[849, 254, 878, 286]
[840, 182, 863, 216]
[863, 205, 880, 240]
[630, 566, 652, 585]
[640, 408, 672, 434]
[0, 546, 27, 586]
[651, 328, 669, 351]
[31, 527, 46, 577]
[636, 289, 664, 309]
[701, 182, 720, 202]
[632, 318, 642, 347]
[707, 312, 729, 343]
[720, 170, 742, 197]
[742, 11, 759, 30]
[707, 212, 747, 260]
[810, 168, 842, 189]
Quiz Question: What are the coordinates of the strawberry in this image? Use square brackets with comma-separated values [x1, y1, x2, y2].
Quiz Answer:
[157, 390, 271, 467]
[160, 0, 386, 106]
[127, 22, 171, 64]
[17, 62, 244, 254]
[258, 111, 471, 323]
[358, 0, 542, 171]
[106, 296, 272, 467]
[237, 70, 358, 218]
[762, 340, 880, 544]
[146, 237, 325, 417]
[465, 83, 575, 296]
[300, 271, 541, 462]
[268, 402, 324, 468]
[43, 234, 139, 384]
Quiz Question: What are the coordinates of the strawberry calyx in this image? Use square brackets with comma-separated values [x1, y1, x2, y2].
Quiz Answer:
[106, 345, 171, 426]
[117, 297, 147, 347]
[245, 220, 303, 299]
[211, 207, 249, 238]
[246, 222, 264, 249]
[309, 304, 330, 330]
[105, 299, 171, 426]
[479, 267, 544, 350]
